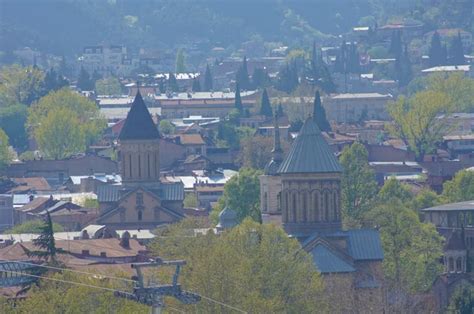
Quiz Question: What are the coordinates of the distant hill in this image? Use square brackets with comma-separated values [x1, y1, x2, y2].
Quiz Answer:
[0, 0, 372, 55]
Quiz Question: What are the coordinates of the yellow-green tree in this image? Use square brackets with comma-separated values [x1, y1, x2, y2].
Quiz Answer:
[4, 272, 148, 314]
[0, 64, 45, 106]
[427, 73, 474, 112]
[366, 179, 444, 295]
[441, 170, 474, 203]
[387, 91, 450, 161]
[34, 108, 85, 159]
[0, 128, 11, 169]
[151, 218, 326, 313]
[95, 77, 122, 96]
[28, 88, 106, 158]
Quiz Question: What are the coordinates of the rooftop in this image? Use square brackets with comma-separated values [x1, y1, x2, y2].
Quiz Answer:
[330, 93, 393, 99]
[278, 117, 342, 174]
[421, 200, 474, 212]
[118, 90, 160, 141]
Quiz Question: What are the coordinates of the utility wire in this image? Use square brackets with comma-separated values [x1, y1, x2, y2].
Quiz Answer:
[9, 260, 136, 283]
[5, 270, 129, 294]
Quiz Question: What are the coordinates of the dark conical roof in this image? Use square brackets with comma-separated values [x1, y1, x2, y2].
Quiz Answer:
[278, 117, 342, 174]
[119, 90, 160, 140]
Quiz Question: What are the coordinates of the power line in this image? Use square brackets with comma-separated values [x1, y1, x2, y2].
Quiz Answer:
[10, 260, 136, 283]
[5, 270, 129, 294]
[191, 293, 247, 313]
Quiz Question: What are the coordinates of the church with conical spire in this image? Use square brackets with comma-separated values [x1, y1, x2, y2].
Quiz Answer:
[96, 90, 185, 229]
[260, 100, 385, 312]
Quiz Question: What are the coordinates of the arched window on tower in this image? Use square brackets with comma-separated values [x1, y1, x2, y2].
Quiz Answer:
[138, 210, 143, 221]
[325, 192, 329, 222]
[448, 257, 454, 272]
[292, 193, 297, 222]
[456, 257, 463, 272]
[302, 192, 307, 222]
[314, 191, 320, 221]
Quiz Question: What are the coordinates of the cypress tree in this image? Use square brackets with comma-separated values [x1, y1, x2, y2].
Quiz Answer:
[234, 83, 243, 114]
[260, 89, 273, 117]
[389, 30, 402, 57]
[77, 66, 93, 91]
[449, 31, 465, 65]
[192, 78, 201, 92]
[168, 72, 179, 92]
[27, 212, 63, 262]
[236, 56, 250, 90]
[313, 90, 331, 132]
[175, 48, 187, 73]
[204, 64, 213, 91]
[428, 31, 446, 67]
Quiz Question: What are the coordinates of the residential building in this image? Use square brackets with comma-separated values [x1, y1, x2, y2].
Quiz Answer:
[155, 91, 257, 119]
[323, 93, 393, 123]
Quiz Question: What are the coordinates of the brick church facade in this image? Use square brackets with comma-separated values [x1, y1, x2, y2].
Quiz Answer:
[260, 116, 385, 312]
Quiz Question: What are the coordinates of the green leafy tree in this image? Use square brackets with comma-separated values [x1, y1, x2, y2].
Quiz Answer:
[312, 90, 330, 131]
[0, 104, 28, 150]
[211, 168, 262, 223]
[426, 73, 474, 112]
[76, 66, 94, 91]
[377, 177, 413, 204]
[28, 88, 106, 149]
[204, 64, 213, 91]
[183, 193, 198, 208]
[441, 170, 474, 203]
[175, 48, 187, 73]
[34, 108, 85, 159]
[387, 91, 450, 161]
[158, 120, 175, 135]
[238, 135, 288, 170]
[95, 77, 122, 95]
[449, 31, 465, 65]
[412, 188, 440, 210]
[366, 199, 444, 294]
[7, 272, 147, 313]
[6, 220, 64, 234]
[27, 212, 64, 263]
[340, 142, 377, 226]
[447, 283, 474, 314]
[151, 218, 326, 313]
[276, 63, 298, 93]
[428, 31, 447, 67]
[259, 89, 273, 117]
[0, 129, 11, 170]
[0, 64, 45, 106]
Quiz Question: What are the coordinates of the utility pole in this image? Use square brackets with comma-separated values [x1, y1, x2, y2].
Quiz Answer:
[115, 257, 200, 313]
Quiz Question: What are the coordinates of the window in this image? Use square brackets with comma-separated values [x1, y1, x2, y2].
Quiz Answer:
[138, 210, 143, 221]
[456, 257, 463, 272]
[448, 257, 454, 272]
[136, 192, 144, 206]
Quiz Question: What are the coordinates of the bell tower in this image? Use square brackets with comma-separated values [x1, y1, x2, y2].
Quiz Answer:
[118, 90, 161, 190]
[277, 117, 342, 236]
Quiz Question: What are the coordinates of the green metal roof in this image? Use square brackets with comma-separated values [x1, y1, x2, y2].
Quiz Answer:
[346, 230, 384, 260]
[278, 117, 342, 174]
[118, 90, 160, 141]
[310, 244, 355, 273]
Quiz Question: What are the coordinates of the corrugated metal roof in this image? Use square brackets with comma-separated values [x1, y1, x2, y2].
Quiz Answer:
[347, 230, 384, 260]
[161, 182, 184, 201]
[278, 117, 342, 174]
[97, 185, 120, 202]
[310, 244, 355, 273]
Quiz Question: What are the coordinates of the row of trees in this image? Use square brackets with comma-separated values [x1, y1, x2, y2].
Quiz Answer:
[428, 31, 466, 67]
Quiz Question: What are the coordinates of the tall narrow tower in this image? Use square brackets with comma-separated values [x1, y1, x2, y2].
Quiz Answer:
[277, 117, 342, 236]
[118, 90, 161, 190]
[259, 113, 284, 214]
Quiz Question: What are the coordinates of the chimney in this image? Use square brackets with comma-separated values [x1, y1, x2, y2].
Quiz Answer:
[81, 230, 90, 240]
[120, 231, 131, 249]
